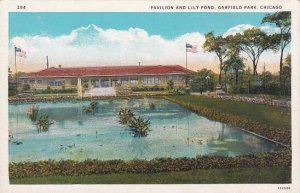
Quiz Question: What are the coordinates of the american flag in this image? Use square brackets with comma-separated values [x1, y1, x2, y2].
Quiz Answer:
[15, 47, 27, 58]
[186, 43, 198, 53]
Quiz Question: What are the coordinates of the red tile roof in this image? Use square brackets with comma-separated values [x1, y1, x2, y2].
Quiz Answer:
[25, 65, 194, 78]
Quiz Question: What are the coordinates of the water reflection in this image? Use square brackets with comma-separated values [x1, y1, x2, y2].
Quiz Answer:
[8, 98, 283, 162]
[128, 138, 151, 159]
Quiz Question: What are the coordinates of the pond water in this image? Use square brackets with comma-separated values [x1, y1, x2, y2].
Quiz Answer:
[9, 98, 282, 162]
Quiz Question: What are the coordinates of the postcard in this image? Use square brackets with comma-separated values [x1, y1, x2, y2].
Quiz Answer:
[0, 0, 299, 193]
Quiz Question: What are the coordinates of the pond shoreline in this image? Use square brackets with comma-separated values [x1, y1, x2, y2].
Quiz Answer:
[164, 96, 291, 147]
[9, 150, 291, 179]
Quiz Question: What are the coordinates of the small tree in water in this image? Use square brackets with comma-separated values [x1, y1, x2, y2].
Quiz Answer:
[36, 115, 54, 133]
[27, 105, 40, 122]
[129, 116, 151, 137]
[118, 108, 134, 126]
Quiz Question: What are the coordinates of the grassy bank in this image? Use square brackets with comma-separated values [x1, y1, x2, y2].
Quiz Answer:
[10, 167, 291, 184]
[165, 95, 291, 145]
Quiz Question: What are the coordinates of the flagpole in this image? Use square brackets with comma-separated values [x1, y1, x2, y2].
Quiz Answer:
[14, 46, 18, 97]
[185, 42, 188, 87]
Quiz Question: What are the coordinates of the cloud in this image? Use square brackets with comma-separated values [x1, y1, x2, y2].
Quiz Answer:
[9, 24, 286, 73]
[223, 24, 281, 37]
[10, 24, 214, 72]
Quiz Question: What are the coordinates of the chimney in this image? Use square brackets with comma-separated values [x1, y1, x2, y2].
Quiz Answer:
[59, 65, 62, 68]
[46, 56, 49, 69]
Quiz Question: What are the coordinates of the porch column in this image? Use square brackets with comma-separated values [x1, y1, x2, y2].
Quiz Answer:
[109, 78, 112, 87]
[77, 77, 83, 98]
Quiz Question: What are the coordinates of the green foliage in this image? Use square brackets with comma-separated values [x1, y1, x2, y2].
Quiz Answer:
[22, 84, 31, 91]
[10, 167, 291, 184]
[233, 28, 278, 76]
[118, 108, 151, 137]
[189, 69, 217, 93]
[203, 32, 229, 83]
[8, 84, 17, 96]
[26, 105, 40, 122]
[224, 53, 245, 85]
[83, 101, 99, 114]
[35, 88, 77, 94]
[129, 116, 151, 137]
[149, 103, 156, 110]
[9, 150, 291, 178]
[115, 85, 132, 96]
[36, 115, 54, 133]
[166, 79, 174, 91]
[118, 108, 135, 126]
[132, 86, 165, 92]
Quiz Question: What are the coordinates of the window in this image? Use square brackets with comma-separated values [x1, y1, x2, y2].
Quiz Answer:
[37, 80, 43, 84]
[48, 80, 62, 86]
[101, 79, 110, 87]
[130, 79, 138, 84]
[144, 77, 154, 84]
[121, 78, 128, 85]
[154, 77, 161, 84]
[29, 80, 35, 84]
[71, 79, 77, 85]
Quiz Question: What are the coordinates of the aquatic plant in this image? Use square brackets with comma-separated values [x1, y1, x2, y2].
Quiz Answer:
[36, 115, 54, 133]
[118, 108, 134, 126]
[26, 105, 40, 122]
[129, 116, 151, 137]
[149, 102, 156, 110]
[83, 101, 99, 113]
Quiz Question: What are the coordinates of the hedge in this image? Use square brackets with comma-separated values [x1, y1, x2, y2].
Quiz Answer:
[164, 96, 291, 146]
[9, 150, 291, 178]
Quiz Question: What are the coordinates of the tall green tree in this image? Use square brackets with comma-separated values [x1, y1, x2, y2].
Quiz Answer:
[234, 28, 277, 77]
[224, 54, 245, 85]
[262, 12, 291, 92]
[189, 69, 217, 93]
[203, 32, 228, 84]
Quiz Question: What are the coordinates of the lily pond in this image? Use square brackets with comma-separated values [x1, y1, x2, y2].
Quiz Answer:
[9, 98, 282, 163]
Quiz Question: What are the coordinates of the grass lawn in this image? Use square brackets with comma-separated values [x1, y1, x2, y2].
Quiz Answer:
[10, 167, 291, 184]
[166, 95, 291, 130]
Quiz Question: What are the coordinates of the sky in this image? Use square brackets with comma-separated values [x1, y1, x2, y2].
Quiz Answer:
[9, 12, 288, 73]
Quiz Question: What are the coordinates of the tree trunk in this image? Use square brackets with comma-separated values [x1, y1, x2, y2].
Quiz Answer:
[235, 70, 238, 85]
[219, 64, 222, 85]
[279, 49, 284, 94]
[253, 60, 257, 77]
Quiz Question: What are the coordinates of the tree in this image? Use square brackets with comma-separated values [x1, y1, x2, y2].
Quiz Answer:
[281, 54, 291, 95]
[224, 54, 245, 85]
[262, 12, 291, 92]
[234, 28, 277, 77]
[189, 69, 217, 93]
[203, 32, 228, 84]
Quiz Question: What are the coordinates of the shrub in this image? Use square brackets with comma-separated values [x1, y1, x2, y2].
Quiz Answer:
[118, 108, 134, 126]
[36, 115, 54, 133]
[26, 105, 40, 122]
[149, 102, 156, 110]
[129, 116, 151, 137]
[83, 101, 99, 114]
[167, 80, 174, 91]
[9, 150, 291, 178]
[22, 84, 31, 91]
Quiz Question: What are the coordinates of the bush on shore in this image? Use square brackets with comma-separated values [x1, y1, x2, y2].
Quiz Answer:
[9, 150, 291, 178]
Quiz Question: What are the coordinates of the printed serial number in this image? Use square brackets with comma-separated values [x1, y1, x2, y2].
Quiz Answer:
[278, 187, 290, 190]
[17, 5, 26, 9]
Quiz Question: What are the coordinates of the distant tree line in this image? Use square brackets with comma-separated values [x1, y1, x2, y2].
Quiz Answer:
[199, 12, 291, 96]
